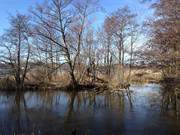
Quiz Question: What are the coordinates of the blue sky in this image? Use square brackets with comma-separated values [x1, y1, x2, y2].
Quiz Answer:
[0, 0, 153, 34]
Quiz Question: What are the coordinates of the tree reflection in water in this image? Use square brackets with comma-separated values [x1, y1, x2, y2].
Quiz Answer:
[0, 84, 180, 135]
[160, 84, 180, 118]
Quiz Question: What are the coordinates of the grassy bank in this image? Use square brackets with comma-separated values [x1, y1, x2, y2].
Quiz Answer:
[0, 67, 163, 91]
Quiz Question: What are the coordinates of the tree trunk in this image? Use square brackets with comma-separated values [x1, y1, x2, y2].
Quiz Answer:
[17, 31, 21, 91]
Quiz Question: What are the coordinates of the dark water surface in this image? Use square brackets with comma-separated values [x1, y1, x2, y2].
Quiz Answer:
[0, 84, 180, 135]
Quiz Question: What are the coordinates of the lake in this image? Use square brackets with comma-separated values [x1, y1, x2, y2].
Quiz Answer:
[0, 83, 179, 135]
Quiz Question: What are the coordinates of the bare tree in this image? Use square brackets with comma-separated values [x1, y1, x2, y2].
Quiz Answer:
[145, 0, 180, 78]
[127, 19, 139, 83]
[31, 0, 99, 87]
[0, 14, 32, 90]
[102, 6, 138, 83]
[103, 17, 114, 77]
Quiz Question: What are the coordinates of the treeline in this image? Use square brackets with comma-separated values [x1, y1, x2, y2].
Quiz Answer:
[0, 0, 179, 91]
[142, 0, 180, 83]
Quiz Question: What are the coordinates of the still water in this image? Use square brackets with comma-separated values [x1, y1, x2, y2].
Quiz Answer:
[0, 84, 179, 135]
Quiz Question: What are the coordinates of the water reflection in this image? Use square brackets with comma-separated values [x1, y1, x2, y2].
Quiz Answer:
[160, 84, 179, 118]
[0, 84, 180, 135]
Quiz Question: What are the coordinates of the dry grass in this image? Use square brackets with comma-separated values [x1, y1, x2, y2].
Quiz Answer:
[51, 72, 70, 87]
[98, 67, 162, 89]
[26, 68, 70, 88]
[0, 65, 163, 91]
[0, 77, 16, 90]
[130, 69, 162, 84]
